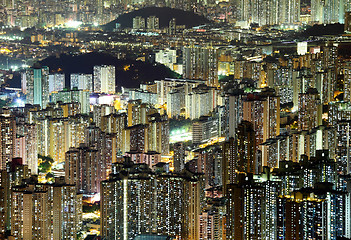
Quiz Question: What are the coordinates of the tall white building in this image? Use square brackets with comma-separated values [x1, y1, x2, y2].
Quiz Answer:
[147, 16, 159, 30]
[166, 89, 183, 118]
[185, 85, 218, 119]
[311, 0, 324, 23]
[48, 73, 65, 93]
[235, 0, 300, 25]
[21, 72, 27, 94]
[155, 49, 177, 69]
[51, 88, 91, 114]
[323, 0, 345, 23]
[279, 0, 300, 24]
[311, 0, 346, 24]
[93, 65, 116, 94]
[70, 73, 93, 91]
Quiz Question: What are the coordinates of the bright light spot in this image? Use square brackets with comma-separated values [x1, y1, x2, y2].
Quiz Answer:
[65, 20, 82, 28]
[98, 95, 114, 105]
[0, 48, 11, 53]
[82, 212, 100, 220]
[170, 130, 192, 143]
[15, 98, 24, 107]
[91, 193, 100, 203]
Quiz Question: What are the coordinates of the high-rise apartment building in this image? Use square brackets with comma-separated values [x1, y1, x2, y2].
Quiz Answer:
[174, 142, 185, 172]
[129, 89, 158, 105]
[26, 66, 50, 108]
[185, 85, 218, 119]
[222, 121, 257, 192]
[183, 46, 218, 86]
[235, 121, 256, 173]
[93, 65, 116, 94]
[133, 16, 146, 30]
[0, 159, 30, 235]
[65, 144, 102, 194]
[225, 174, 264, 240]
[70, 73, 93, 91]
[101, 160, 201, 240]
[167, 89, 183, 117]
[298, 88, 322, 131]
[125, 124, 148, 153]
[147, 113, 169, 155]
[279, 0, 300, 24]
[83, 123, 116, 178]
[224, 90, 244, 139]
[199, 207, 226, 240]
[11, 177, 82, 240]
[169, 18, 176, 34]
[0, 114, 16, 170]
[235, 0, 300, 25]
[155, 49, 177, 69]
[48, 73, 65, 93]
[15, 123, 38, 175]
[346, 11, 351, 32]
[147, 16, 159, 30]
[343, 62, 351, 102]
[51, 88, 90, 114]
[101, 113, 127, 155]
[243, 89, 280, 148]
[336, 120, 351, 174]
[311, 0, 346, 24]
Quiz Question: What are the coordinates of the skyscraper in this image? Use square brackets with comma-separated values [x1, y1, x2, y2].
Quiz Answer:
[48, 73, 65, 93]
[0, 158, 30, 235]
[11, 177, 82, 240]
[26, 66, 50, 108]
[0, 114, 16, 170]
[174, 142, 185, 172]
[279, 0, 300, 24]
[243, 89, 280, 149]
[101, 113, 127, 154]
[185, 85, 218, 119]
[224, 90, 244, 139]
[70, 73, 93, 91]
[225, 174, 263, 240]
[65, 144, 101, 194]
[168, 18, 176, 34]
[235, 121, 257, 174]
[311, 0, 324, 23]
[133, 16, 146, 30]
[93, 65, 116, 94]
[183, 46, 218, 86]
[147, 16, 159, 30]
[323, 0, 345, 24]
[101, 160, 201, 240]
[51, 88, 91, 114]
[311, 0, 345, 24]
[100, 162, 156, 240]
[345, 11, 351, 32]
[298, 88, 322, 131]
[343, 62, 351, 102]
[147, 113, 169, 155]
[336, 120, 351, 174]
[15, 123, 38, 175]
